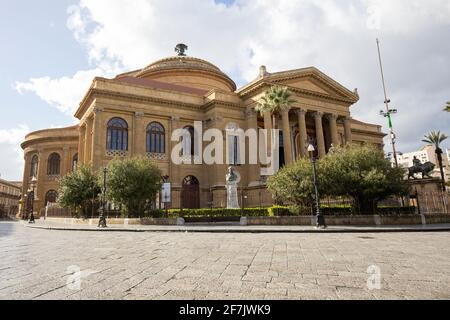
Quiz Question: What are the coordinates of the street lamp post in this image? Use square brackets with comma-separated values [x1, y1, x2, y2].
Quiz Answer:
[28, 176, 37, 224]
[22, 194, 28, 220]
[307, 143, 326, 229]
[98, 167, 107, 228]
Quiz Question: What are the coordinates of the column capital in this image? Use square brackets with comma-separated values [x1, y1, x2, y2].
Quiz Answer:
[295, 108, 307, 116]
[245, 107, 257, 119]
[280, 108, 291, 115]
[313, 111, 324, 118]
[93, 107, 104, 114]
[134, 111, 144, 118]
[325, 113, 338, 121]
[171, 116, 180, 122]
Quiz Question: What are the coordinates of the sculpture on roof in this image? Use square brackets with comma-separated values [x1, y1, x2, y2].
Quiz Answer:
[175, 43, 188, 56]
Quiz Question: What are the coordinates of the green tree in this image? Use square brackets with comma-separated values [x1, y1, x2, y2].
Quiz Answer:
[58, 165, 101, 218]
[444, 101, 450, 112]
[322, 145, 408, 214]
[422, 130, 448, 191]
[267, 145, 408, 214]
[106, 156, 162, 217]
[255, 86, 296, 129]
[267, 157, 323, 208]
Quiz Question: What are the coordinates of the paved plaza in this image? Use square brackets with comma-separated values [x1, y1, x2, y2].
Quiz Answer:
[0, 221, 449, 300]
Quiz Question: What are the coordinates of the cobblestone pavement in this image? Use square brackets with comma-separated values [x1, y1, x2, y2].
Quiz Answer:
[1, 221, 449, 300]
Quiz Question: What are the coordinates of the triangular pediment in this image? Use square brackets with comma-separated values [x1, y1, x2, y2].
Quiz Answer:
[238, 67, 359, 103]
[283, 78, 331, 95]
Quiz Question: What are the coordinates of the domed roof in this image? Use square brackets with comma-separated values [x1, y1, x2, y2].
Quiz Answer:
[135, 55, 237, 92]
[140, 56, 222, 74]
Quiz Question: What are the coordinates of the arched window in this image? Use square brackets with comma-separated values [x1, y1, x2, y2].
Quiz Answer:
[47, 153, 61, 175]
[45, 190, 58, 206]
[146, 122, 165, 153]
[182, 126, 195, 156]
[72, 153, 78, 171]
[106, 118, 128, 151]
[30, 155, 38, 178]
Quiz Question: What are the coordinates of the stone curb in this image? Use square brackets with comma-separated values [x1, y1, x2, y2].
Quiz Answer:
[25, 224, 450, 234]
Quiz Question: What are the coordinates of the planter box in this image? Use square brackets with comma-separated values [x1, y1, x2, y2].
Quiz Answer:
[183, 216, 241, 223]
[43, 217, 178, 226]
[423, 215, 450, 224]
[378, 215, 422, 225]
[140, 218, 179, 225]
[247, 216, 312, 226]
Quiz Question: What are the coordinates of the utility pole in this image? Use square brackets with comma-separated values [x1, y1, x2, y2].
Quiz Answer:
[376, 38, 399, 168]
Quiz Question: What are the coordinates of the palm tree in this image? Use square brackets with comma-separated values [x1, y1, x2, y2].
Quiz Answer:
[422, 130, 448, 191]
[444, 101, 450, 112]
[255, 86, 296, 130]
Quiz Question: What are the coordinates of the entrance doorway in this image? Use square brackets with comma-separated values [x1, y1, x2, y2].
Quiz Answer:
[181, 176, 200, 209]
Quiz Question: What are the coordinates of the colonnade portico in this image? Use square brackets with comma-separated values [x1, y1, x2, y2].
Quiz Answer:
[258, 107, 354, 164]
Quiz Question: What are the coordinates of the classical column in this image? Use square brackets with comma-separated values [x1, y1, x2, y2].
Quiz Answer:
[91, 108, 104, 169]
[84, 117, 93, 164]
[281, 109, 293, 164]
[61, 147, 69, 175]
[246, 107, 260, 186]
[263, 112, 273, 154]
[327, 114, 339, 147]
[296, 108, 307, 158]
[21, 153, 32, 209]
[78, 125, 86, 165]
[314, 112, 326, 158]
[344, 116, 353, 145]
[36, 150, 47, 202]
[132, 112, 145, 156]
[170, 116, 181, 188]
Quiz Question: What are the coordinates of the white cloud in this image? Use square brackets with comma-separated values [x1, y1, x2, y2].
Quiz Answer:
[14, 68, 115, 116]
[0, 124, 30, 181]
[15, 0, 450, 153]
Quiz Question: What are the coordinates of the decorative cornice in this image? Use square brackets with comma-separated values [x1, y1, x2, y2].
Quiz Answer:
[82, 88, 203, 112]
[21, 135, 79, 150]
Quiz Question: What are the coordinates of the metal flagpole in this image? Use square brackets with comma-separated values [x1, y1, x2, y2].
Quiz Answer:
[376, 38, 399, 168]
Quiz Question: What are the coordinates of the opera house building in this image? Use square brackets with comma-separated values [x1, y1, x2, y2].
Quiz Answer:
[20, 47, 385, 215]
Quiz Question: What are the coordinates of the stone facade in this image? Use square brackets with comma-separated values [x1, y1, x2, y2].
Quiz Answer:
[0, 179, 21, 218]
[20, 53, 385, 215]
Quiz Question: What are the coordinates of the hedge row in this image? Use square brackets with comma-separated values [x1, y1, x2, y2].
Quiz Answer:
[143, 206, 417, 218]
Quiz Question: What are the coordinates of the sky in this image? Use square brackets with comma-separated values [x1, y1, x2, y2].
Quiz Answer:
[1, 0, 449, 181]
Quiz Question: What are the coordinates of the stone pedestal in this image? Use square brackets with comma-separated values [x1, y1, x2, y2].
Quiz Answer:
[407, 178, 442, 195]
[226, 182, 240, 209]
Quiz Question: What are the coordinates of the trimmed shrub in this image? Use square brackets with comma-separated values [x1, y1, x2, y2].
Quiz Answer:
[169, 208, 268, 217]
[140, 205, 417, 218]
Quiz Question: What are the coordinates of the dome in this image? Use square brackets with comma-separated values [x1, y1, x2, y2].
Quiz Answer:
[134, 56, 236, 92]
